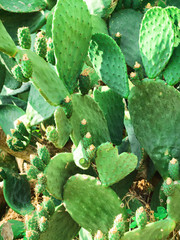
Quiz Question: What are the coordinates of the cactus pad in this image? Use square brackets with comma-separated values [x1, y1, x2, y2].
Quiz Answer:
[15, 49, 69, 106]
[96, 142, 138, 186]
[163, 45, 180, 86]
[63, 174, 127, 234]
[109, 9, 143, 68]
[3, 172, 34, 215]
[0, 0, 47, 13]
[89, 33, 129, 98]
[128, 79, 180, 178]
[94, 87, 124, 145]
[121, 218, 176, 240]
[70, 94, 111, 147]
[39, 204, 80, 240]
[52, 0, 92, 93]
[139, 7, 175, 78]
[44, 153, 81, 200]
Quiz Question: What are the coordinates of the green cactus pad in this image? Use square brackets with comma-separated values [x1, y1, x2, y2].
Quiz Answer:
[128, 79, 180, 178]
[91, 15, 108, 35]
[52, 0, 92, 93]
[167, 181, 180, 223]
[42, 197, 55, 216]
[26, 84, 57, 126]
[96, 142, 138, 186]
[3, 172, 34, 215]
[26, 166, 40, 180]
[163, 45, 180, 86]
[84, 0, 118, 18]
[39, 204, 80, 240]
[165, 6, 180, 47]
[70, 94, 111, 147]
[45, 153, 80, 200]
[15, 49, 69, 106]
[26, 230, 40, 240]
[0, 105, 25, 135]
[25, 213, 39, 232]
[109, 9, 143, 68]
[63, 174, 127, 234]
[120, 218, 176, 240]
[139, 7, 175, 78]
[89, 33, 129, 98]
[37, 146, 50, 166]
[0, 20, 17, 57]
[0, 0, 47, 13]
[31, 156, 46, 172]
[94, 87, 124, 145]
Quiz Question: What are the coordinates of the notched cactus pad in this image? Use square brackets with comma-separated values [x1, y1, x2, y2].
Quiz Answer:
[39, 204, 80, 240]
[0, 0, 47, 13]
[128, 79, 180, 178]
[96, 142, 138, 186]
[139, 7, 175, 78]
[64, 174, 127, 234]
[89, 33, 129, 98]
[52, 0, 92, 93]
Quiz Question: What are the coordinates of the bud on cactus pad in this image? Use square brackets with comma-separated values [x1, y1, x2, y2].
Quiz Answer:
[39, 216, 49, 232]
[163, 178, 175, 196]
[60, 96, 73, 118]
[25, 213, 39, 232]
[80, 119, 88, 137]
[168, 158, 179, 180]
[26, 230, 40, 240]
[46, 38, 55, 65]
[11, 65, 29, 82]
[135, 207, 147, 229]
[20, 54, 33, 78]
[37, 146, 50, 166]
[108, 226, 120, 240]
[30, 155, 46, 172]
[94, 230, 105, 240]
[34, 31, 47, 58]
[79, 74, 91, 95]
[17, 27, 31, 49]
[42, 196, 55, 216]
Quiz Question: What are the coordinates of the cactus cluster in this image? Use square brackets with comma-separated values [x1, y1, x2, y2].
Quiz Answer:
[0, 0, 179, 239]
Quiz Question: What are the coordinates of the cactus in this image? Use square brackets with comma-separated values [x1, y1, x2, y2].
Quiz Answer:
[168, 158, 179, 180]
[34, 31, 47, 59]
[11, 65, 29, 82]
[19, 54, 33, 78]
[135, 207, 147, 229]
[17, 27, 31, 49]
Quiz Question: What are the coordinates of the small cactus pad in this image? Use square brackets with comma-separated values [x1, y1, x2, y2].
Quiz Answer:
[63, 174, 127, 234]
[120, 218, 176, 240]
[89, 33, 129, 98]
[96, 142, 138, 186]
[139, 7, 175, 78]
[162, 178, 175, 196]
[17, 27, 31, 49]
[84, 0, 118, 18]
[37, 146, 50, 166]
[128, 79, 180, 178]
[3, 172, 34, 215]
[135, 207, 147, 229]
[52, 0, 92, 93]
[94, 87, 124, 145]
[163, 45, 180, 86]
[15, 49, 69, 106]
[0, 20, 18, 57]
[39, 204, 80, 240]
[70, 94, 111, 147]
[167, 181, 180, 223]
[44, 153, 81, 199]
[109, 9, 143, 68]
[0, 0, 47, 13]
